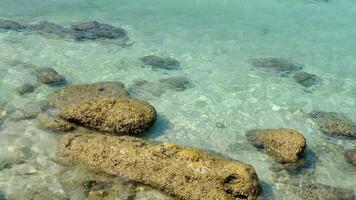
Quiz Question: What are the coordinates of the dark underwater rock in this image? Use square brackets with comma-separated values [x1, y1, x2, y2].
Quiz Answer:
[56, 133, 263, 200]
[0, 20, 26, 31]
[33, 67, 67, 85]
[293, 71, 321, 88]
[248, 57, 302, 74]
[59, 96, 157, 135]
[16, 84, 36, 95]
[344, 149, 356, 167]
[246, 129, 306, 164]
[159, 76, 193, 91]
[296, 183, 354, 200]
[308, 111, 356, 139]
[140, 55, 181, 70]
[71, 21, 128, 41]
[37, 112, 75, 132]
[28, 21, 70, 36]
[50, 82, 129, 108]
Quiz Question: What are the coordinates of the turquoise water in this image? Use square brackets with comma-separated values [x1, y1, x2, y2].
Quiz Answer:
[0, 0, 356, 199]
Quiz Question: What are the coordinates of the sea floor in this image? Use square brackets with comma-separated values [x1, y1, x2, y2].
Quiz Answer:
[0, 0, 356, 199]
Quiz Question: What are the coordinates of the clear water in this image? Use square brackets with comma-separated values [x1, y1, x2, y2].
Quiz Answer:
[0, 0, 356, 199]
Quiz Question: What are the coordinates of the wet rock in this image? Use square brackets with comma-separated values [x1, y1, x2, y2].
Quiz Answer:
[28, 21, 70, 36]
[16, 84, 36, 95]
[296, 183, 354, 200]
[308, 111, 356, 139]
[128, 79, 165, 98]
[246, 129, 306, 164]
[71, 21, 128, 41]
[344, 149, 356, 167]
[37, 112, 75, 132]
[60, 96, 157, 135]
[293, 71, 321, 88]
[140, 55, 181, 70]
[56, 133, 262, 200]
[159, 76, 193, 91]
[33, 67, 66, 85]
[248, 57, 302, 74]
[50, 82, 129, 108]
[0, 19, 26, 31]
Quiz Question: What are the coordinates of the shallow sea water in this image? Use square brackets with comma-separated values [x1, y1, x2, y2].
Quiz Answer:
[0, 0, 356, 199]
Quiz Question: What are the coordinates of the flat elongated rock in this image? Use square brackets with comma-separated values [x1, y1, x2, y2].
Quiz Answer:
[28, 21, 70, 36]
[140, 55, 180, 70]
[0, 20, 26, 31]
[71, 21, 128, 41]
[293, 71, 321, 88]
[50, 82, 129, 108]
[308, 111, 356, 139]
[248, 57, 302, 73]
[33, 67, 66, 85]
[60, 96, 156, 135]
[159, 76, 193, 91]
[246, 129, 306, 164]
[344, 149, 356, 167]
[56, 133, 262, 200]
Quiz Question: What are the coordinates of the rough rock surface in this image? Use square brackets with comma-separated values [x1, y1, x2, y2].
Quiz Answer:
[308, 111, 356, 139]
[16, 84, 36, 95]
[344, 149, 356, 167]
[296, 183, 354, 200]
[56, 133, 262, 200]
[37, 112, 75, 132]
[293, 71, 321, 88]
[60, 96, 156, 135]
[49, 82, 129, 108]
[71, 21, 128, 41]
[33, 67, 66, 85]
[140, 55, 181, 70]
[246, 129, 306, 164]
[248, 57, 302, 73]
[0, 19, 26, 31]
[159, 76, 193, 91]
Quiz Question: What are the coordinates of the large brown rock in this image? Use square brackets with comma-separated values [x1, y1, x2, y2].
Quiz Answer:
[50, 82, 129, 108]
[246, 129, 306, 164]
[309, 111, 356, 139]
[56, 133, 262, 200]
[59, 96, 156, 135]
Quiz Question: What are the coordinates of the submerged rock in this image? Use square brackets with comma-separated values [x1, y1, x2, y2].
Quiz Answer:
[71, 21, 128, 41]
[128, 79, 165, 98]
[60, 96, 157, 135]
[293, 71, 321, 88]
[37, 112, 75, 132]
[33, 67, 66, 85]
[308, 111, 356, 139]
[296, 183, 354, 200]
[344, 149, 356, 167]
[0, 19, 26, 31]
[140, 55, 181, 70]
[28, 21, 70, 36]
[56, 133, 262, 200]
[16, 84, 36, 95]
[159, 76, 193, 91]
[248, 57, 302, 74]
[10, 102, 46, 121]
[246, 129, 306, 164]
[50, 82, 129, 108]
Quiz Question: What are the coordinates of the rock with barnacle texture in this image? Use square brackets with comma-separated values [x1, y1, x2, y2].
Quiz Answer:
[293, 71, 321, 88]
[140, 55, 181, 70]
[246, 129, 306, 164]
[344, 149, 356, 167]
[33, 67, 67, 85]
[308, 111, 356, 139]
[71, 21, 128, 41]
[248, 57, 302, 74]
[59, 96, 156, 135]
[49, 82, 129, 108]
[56, 133, 263, 200]
[0, 19, 26, 31]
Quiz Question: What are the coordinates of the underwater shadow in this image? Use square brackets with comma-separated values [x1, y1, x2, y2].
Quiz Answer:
[142, 114, 172, 139]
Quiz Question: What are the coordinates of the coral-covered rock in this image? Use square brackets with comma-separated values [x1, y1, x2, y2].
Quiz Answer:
[59, 96, 156, 135]
[56, 133, 262, 200]
[246, 129, 306, 164]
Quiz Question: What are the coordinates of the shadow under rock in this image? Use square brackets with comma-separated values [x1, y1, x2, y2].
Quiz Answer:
[142, 114, 171, 139]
